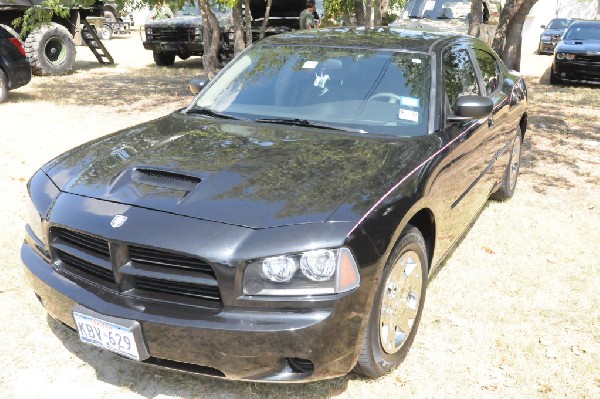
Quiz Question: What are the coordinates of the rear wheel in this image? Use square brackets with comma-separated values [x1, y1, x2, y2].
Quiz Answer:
[491, 127, 522, 201]
[0, 69, 8, 103]
[153, 50, 175, 66]
[100, 24, 113, 41]
[355, 225, 428, 377]
[25, 23, 76, 76]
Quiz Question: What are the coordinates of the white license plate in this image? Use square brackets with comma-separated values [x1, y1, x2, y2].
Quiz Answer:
[73, 311, 143, 360]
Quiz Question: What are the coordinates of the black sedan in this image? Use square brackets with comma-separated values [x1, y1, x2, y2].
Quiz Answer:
[0, 24, 31, 103]
[22, 28, 527, 382]
[538, 18, 576, 55]
[551, 20, 600, 85]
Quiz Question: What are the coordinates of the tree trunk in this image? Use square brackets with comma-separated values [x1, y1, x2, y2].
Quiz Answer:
[231, 0, 245, 55]
[373, 0, 381, 26]
[243, 0, 252, 46]
[354, 0, 365, 26]
[365, 0, 372, 28]
[259, 0, 273, 40]
[492, 0, 538, 71]
[199, 0, 220, 79]
[468, 0, 482, 37]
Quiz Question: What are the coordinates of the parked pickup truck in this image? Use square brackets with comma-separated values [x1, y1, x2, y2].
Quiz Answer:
[142, 0, 305, 66]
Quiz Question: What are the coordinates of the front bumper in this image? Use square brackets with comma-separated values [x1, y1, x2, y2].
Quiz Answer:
[143, 41, 203, 55]
[553, 58, 600, 84]
[20, 193, 377, 382]
[22, 241, 365, 381]
[538, 41, 556, 54]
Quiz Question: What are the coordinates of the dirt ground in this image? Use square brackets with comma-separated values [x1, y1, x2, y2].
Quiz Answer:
[0, 31, 598, 399]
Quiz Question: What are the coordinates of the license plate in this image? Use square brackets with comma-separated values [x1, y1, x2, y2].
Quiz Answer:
[73, 309, 148, 361]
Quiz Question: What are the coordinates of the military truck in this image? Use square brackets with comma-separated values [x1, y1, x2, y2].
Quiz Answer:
[0, 0, 112, 75]
[142, 0, 306, 67]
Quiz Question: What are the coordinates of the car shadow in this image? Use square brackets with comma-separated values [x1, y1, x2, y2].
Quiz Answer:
[45, 314, 353, 398]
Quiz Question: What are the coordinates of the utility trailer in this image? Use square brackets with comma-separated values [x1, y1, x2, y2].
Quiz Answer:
[0, 0, 114, 75]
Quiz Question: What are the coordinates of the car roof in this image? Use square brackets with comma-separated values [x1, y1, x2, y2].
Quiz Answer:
[260, 27, 460, 53]
[568, 20, 600, 28]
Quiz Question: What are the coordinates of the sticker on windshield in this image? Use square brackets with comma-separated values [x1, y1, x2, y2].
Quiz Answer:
[412, 58, 422, 64]
[398, 108, 419, 123]
[400, 97, 420, 107]
[303, 61, 319, 69]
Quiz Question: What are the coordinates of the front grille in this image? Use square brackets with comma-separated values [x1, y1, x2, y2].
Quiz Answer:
[129, 246, 215, 277]
[134, 276, 220, 300]
[56, 229, 110, 258]
[50, 227, 221, 306]
[574, 54, 600, 64]
[150, 27, 198, 42]
[56, 248, 116, 283]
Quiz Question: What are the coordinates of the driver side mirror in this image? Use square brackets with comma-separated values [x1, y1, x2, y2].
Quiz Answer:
[190, 75, 209, 95]
[448, 95, 494, 121]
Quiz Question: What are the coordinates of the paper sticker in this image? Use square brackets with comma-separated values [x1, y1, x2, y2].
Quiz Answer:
[303, 61, 319, 69]
[412, 58, 422, 64]
[398, 108, 419, 123]
[400, 96, 420, 107]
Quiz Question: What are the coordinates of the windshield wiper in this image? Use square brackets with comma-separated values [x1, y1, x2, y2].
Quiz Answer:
[254, 118, 363, 133]
[186, 107, 240, 120]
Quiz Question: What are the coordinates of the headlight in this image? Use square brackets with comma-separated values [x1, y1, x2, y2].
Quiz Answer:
[565, 53, 575, 60]
[228, 32, 234, 41]
[25, 196, 44, 243]
[243, 248, 360, 296]
[145, 27, 152, 35]
[541, 34, 551, 41]
[194, 27, 202, 36]
[556, 52, 565, 60]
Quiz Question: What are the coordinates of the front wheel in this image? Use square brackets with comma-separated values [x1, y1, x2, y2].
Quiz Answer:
[153, 50, 175, 66]
[355, 225, 428, 378]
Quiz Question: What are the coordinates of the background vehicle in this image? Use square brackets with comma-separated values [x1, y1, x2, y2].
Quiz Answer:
[0, 0, 112, 75]
[551, 20, 600, 84]
[142, 0, 306, 66]
[0, 23, 31, 102]
[538, 18, 576, 54]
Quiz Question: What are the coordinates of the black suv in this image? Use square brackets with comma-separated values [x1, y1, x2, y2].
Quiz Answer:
[142, 0, 305, 66]
[0, 24, 31, 102]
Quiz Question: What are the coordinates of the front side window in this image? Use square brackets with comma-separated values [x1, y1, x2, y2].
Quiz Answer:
[193, 45, 432, 137]
[474, 49, 500, 95]
[443, 48, 480, 112]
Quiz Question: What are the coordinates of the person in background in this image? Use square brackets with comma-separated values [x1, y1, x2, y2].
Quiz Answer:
[151, 1, 174, 21]
[319, 12, 339, 28]
[299, 1, 316, 29]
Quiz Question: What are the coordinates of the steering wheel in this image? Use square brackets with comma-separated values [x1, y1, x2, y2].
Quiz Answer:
[368, 92, 404, 104]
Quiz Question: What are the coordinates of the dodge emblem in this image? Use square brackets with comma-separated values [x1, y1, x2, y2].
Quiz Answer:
[110, 215, 127, 228]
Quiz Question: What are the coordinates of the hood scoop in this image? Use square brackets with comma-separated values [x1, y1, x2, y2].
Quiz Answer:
[131, 168, 201, 192]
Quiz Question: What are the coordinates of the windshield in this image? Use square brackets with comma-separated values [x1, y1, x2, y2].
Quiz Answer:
[403, 0, 471, 19]
[193, 45, 431, 137]
[563, 25, 600, 41]
[547, 19, 573, 30]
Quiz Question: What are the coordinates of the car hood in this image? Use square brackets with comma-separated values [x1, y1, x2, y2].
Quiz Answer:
[557, 39, 600, 53]
[43, 112, 438, 229]
[145, 15, 201, 28]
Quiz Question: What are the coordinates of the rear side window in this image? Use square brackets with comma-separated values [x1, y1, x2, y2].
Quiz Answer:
[443, 48, 480, 112]
[474, 49, 501, 95]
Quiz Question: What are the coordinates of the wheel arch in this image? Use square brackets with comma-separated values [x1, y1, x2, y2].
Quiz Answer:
[406, 208, 436, 272]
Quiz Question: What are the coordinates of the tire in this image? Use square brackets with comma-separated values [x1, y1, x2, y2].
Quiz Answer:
[100, 24, 113, 41]
[153, 50, 175, 66]
[0, 69, 8, 103]
[0, 23, 21, 40]
[25, 23, 76, 76]
[549, 66, 560, 85]
[491, 127, 522, 201]
[104, 11, 117, 23]
[355, 225, 428, 378]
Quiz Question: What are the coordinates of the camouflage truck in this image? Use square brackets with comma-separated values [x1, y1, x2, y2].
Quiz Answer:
[0, 0, 109, 75]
